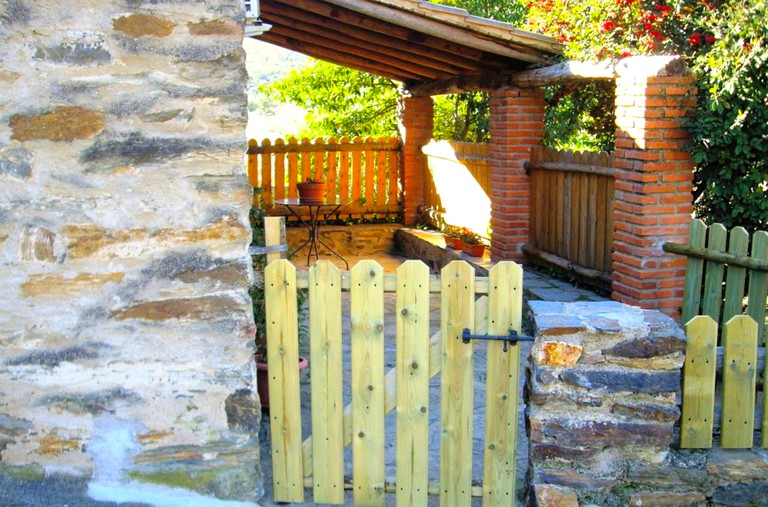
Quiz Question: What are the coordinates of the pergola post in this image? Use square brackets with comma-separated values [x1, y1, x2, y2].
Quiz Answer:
[400, 96, 434, 226]
[489, 86, 546, 261]
[611, 64, 697, 317]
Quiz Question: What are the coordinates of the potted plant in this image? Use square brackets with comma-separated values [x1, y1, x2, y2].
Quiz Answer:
[296, 177, 327, 203]
[443, 224, 463, 249]
[460, 227, 485, 257]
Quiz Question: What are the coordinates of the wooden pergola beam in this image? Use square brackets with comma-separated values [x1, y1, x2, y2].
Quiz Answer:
[406, 56, 688, 96]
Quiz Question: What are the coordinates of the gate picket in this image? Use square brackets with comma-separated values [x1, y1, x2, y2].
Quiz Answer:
[721, 315, 758, 448]
[351, 261, 386, 506]
[395, 261, 431, 507]
[482, 262, 523, 506]
[440, 261, 476, 507]
[309, 261, 344, 504]
[680, 316, 718, 449]
[264, 260, 304, 503]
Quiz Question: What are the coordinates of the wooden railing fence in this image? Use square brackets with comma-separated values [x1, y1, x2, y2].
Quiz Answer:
[247, 136, 402, 219]
[422, 140, 491, 235]
[524, 146, 615, 288]
[664, 219, 768, 344]
[681, 315, 766, 449]
[265, 258, 524, 506]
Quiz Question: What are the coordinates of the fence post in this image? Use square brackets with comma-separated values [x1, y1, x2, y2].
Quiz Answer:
[264, 216, 286, 265]
[611, 58, 697, 317]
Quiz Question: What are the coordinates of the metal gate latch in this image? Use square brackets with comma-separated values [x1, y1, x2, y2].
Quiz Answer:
[461, 328, 535, 352]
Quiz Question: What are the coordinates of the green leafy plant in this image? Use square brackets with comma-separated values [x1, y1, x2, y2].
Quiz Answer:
[443, 224, 463, 239]
[459, 227, 483, 245]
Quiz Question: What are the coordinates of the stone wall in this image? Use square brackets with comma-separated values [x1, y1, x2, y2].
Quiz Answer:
[0, 0, 260, 502]
[528, 301, 768, 507]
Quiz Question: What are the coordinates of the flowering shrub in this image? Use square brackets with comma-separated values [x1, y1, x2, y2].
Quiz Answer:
[526, 0, 768, 230]
[525, 0, 720, 60]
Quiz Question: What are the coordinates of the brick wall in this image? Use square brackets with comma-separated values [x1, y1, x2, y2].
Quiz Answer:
[400, 96, 434, 226]
[612, 71, 697, 317]
[489, 87, 545, 260]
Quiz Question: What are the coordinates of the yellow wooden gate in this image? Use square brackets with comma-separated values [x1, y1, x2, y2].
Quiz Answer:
[264, 259, 524, 506]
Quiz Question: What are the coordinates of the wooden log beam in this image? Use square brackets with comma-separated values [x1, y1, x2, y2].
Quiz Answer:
[524, 160, 616, 178]
[522, 244, 612, 285]
[407, 56, 689, 96]
[663, 242, 768, 273]
[248, 139, 401, 154]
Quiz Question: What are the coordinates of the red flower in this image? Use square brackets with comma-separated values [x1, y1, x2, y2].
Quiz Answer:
[602, 20, 617, 32]
[705, 34, 716, 43]
[621, 49, 632, 58]
[688, 32, 702, 46]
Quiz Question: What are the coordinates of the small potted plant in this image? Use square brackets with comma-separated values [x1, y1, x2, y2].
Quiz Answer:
[460, 227, 485, 257]
[296, 177, 327, 203]
[443, 224, 463, 249]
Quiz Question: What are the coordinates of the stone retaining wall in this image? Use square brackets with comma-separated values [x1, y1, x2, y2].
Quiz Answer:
[286, 223, 403, 258]
[0, 1, 260, 502]
[528, 301, 768, 507]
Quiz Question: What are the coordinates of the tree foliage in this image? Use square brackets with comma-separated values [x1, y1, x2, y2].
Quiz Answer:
[688, 0, 768, 230]
[261, 61, 400, 138]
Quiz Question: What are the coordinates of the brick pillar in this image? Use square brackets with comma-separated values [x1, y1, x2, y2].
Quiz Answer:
[489, 86, 545, 261]
[612, 69, 697, 317]
[400, 96, 433, 226]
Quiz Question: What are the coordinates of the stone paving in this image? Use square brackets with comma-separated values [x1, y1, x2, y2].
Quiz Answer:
[259, 249, 608, 507]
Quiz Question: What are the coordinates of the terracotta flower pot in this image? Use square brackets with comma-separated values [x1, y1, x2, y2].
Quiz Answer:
[296, 182, 327, 203]
[461, 242, 485, 257]
[445, 236, 461, 249]
[255, 354, 309, 412]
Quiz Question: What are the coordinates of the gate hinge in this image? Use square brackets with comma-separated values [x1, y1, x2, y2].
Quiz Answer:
[462, 328, 535, 352]
[248, 244, 288, 255]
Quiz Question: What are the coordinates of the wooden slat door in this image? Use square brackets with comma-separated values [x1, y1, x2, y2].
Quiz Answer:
[265, 259, 527, 506]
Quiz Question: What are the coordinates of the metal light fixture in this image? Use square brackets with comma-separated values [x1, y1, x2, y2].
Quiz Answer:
[243, 0, 272, 36]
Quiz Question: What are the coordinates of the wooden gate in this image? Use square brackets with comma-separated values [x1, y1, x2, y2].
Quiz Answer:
[264, 259, 524, 506]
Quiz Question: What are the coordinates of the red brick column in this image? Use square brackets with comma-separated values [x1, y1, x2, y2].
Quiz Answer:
[612, 71, 697, 317]
[400, 96, 433, 226]
[489, 86, 545, 260]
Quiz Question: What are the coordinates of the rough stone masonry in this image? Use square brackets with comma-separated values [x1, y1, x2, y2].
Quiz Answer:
[527, 301, 768, 507]
[0, 0, 261, 502]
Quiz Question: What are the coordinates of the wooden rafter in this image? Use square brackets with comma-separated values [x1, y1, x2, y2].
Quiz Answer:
[256, 0, 562, 87]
